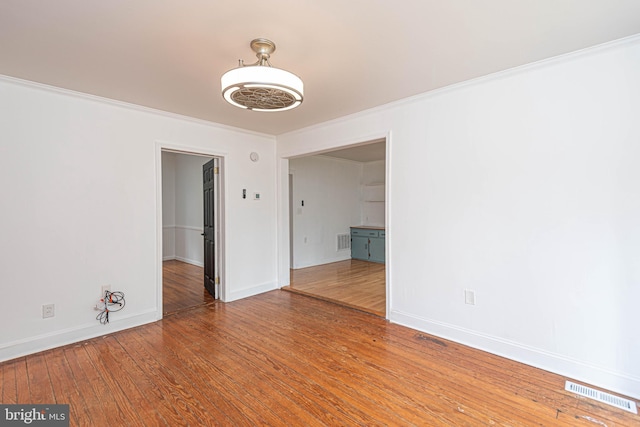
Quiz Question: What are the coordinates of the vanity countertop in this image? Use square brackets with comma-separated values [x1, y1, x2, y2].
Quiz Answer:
[350, 225, 385, 230]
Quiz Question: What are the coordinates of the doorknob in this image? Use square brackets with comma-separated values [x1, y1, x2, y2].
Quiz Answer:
[201, 233, 205, 236]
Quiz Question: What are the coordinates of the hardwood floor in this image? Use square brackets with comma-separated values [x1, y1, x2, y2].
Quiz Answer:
[1, 290, 637, 426]
[283, 259, 386, 316]
[163, 260, 214, 315]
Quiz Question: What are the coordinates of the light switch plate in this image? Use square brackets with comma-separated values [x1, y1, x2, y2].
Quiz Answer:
[464, 290, 476, 305]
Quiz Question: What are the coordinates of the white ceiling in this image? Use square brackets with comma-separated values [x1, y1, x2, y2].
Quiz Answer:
[319, 140, 386, 163]
[1, 1, 640, 136]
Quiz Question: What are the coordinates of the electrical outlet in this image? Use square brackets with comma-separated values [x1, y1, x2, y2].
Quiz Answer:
[42, 304, 55, 318]
[464, 289, 476, 305]
[101, 285, 111, 297]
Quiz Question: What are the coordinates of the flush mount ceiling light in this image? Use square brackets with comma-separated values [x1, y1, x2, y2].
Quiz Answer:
[221, 38, 303, 112]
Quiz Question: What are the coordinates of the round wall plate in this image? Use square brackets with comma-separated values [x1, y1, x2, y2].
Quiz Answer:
[250, 152, 259, 162]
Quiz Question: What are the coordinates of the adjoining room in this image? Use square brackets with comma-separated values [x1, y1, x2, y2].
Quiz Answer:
[284, 140, 387, 316]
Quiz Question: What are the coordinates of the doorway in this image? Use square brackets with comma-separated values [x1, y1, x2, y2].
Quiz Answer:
[284, 138, 388, 316]
[160, 150, 223, 315]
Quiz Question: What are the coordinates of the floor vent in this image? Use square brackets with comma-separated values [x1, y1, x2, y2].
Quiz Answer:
[565, 381, 637, 414]
[337, 234, 351, 251]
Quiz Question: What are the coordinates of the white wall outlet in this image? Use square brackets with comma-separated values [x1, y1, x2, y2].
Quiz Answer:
[42, 304, 55, 318]
[464, 289, 476, 305]
[101, 285, 111, 297]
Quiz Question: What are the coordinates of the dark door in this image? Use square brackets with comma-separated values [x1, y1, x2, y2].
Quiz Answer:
[203, 159, 217, 298]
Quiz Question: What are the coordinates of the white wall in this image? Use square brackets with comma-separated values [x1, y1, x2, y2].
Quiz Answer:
[290, 156, 362, 268]
[162, 151, 212, 266]
[277, 37, 640, 398]
[0, 76, 278, 361]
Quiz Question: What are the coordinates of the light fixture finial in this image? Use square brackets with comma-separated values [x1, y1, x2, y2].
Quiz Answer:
[221, 38, 304, 112]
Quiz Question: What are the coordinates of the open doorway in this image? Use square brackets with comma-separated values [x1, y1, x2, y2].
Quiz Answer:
[161, 150, 222, 315]
[283, 139, 387, 316]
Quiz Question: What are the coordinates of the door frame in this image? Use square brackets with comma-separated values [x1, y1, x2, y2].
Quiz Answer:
[155, 141, 227, 319]
[277, 131, 391, 318]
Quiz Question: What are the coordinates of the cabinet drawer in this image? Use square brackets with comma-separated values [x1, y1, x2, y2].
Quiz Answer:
[351, 228, 367, 236]
[351, 228, 379, 238]
[350, 228, 365, 236]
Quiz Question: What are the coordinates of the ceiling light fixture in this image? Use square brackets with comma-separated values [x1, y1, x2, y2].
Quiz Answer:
[221, 38, 303, 112]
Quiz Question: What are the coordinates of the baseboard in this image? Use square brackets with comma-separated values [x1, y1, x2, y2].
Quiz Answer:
[389, 309, 640, 400]
[0, 309, 159, 363]
[174, 256, 204, 268]
[292, 254, 351, 270]
[163, 256, 204, 267]
[225, 281, 278, 303]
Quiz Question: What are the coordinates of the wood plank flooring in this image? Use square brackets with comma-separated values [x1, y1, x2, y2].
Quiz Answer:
[163, 260, 213, 315]
[1, 290, 638, 426]
[284, 259, 386, 316]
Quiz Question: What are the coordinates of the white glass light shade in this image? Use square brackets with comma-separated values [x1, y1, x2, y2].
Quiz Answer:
[221, 66, 304, 111]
